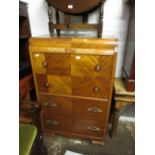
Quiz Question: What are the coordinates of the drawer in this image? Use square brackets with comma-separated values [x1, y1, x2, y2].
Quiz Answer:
[72, 98, 107, 121]
[72, 77, 110, 99]
[32, 53, 46, 74]
[73, 119, 105, 137]
[36, 74, 48, 93]
[40, 94, 72, 117]
[42, 112, 72, 132]
[36, 74, 71, 95]
[71, 55, 113, 78]
[32, 52, 71, 75]
[45, 53, 71, 76]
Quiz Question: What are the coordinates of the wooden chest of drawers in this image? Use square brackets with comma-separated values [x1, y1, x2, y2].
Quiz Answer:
[29, 37, 117, 142]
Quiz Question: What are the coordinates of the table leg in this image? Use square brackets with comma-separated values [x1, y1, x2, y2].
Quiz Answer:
[110, 101, 122, 137]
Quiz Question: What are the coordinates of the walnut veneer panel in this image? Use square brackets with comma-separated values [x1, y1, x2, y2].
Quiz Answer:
[36, 74, 48, 93]
[73, 119, 105, 137]
[45, 53, 71, 75]
[47, 75, 72, 95]
[42, 112, 72, 132]
[33, 53, 46, 74]
[71, 54, 113, 78]
[72, 98, 107, 121]
[72, 77, 110, 99]
[39, 94, 72, 117]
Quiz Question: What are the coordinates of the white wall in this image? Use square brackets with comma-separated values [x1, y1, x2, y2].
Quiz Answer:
[21, 0, 131, 77]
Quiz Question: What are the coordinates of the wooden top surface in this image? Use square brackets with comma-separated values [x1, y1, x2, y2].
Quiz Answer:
[114, 78, 135, 96]
[47, 0, 102, 15]
[29, 37, 118, 55]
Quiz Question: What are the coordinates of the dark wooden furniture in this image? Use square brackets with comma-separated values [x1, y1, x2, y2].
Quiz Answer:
[20, 100, 47, 155]
[29, 37, 117, 143]
[122, 1, 135, 92]
[46, 0, 105, 37]
[111, 78, 135, 137]
[19, 1, 35, 101]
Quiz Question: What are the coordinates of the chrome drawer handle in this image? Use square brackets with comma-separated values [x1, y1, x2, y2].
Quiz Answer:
[46, 120, 59, 125]
[87, 107, 103, 113]
[42, 61, 48, 68]
[93, 87, 100, 93]
[44, 102, 57, 108]
[95, 64, 101, 72]
[45, 82, 50, 88]
[87, 126, 101, 132]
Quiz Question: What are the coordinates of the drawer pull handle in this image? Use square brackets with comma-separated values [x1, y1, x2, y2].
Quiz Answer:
[87, 107, 103, 113]
[45, 82, 50, 88]
[93, 87, 100, 92]
[42, 61, 48, 68]
[95, 64, 101, 72]
[87, 126, 101, 132]
[46, 120, 59, 125]
[44, 102, 57, 108]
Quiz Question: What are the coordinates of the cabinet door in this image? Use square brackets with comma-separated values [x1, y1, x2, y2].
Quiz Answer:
[71, 54, 113, 78]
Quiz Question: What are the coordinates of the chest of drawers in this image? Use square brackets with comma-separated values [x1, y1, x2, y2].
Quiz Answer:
[29, 37, 117, 142]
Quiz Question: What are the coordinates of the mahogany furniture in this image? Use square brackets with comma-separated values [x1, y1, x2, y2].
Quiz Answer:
[29, 37, 117, 143]
[122, 1, 135, 92]
[46, 0, 105, 37]
[19, 1, 34, 100]
[111, 78, 135, 137]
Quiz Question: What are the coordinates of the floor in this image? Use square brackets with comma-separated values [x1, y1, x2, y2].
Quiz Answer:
[43, 104, 135, 155]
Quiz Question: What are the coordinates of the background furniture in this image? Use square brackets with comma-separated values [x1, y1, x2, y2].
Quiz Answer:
[111, 78, 135, 137]
[19, 1, 35, 100]
[19, 100, 47, 155]
[46, 0, 105, 37]
[122, 1, 135, 92]
[29, 37, 117, 143]
[19, 124, 38, 155]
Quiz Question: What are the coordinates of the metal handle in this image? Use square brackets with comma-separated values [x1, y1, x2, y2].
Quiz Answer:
[95, 64, 101, 72]
[87, 126, 101, 132]
[44, 102, 57, 108]
[45, 82, 50, 88]
[87, 107, 103, 113]
[42, 61, 48, 68]
[46, 120, 59, 125]
[93, 87, 100, 93]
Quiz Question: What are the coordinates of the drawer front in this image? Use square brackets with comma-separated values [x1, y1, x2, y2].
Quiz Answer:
[72, 98, 107, 121]
[42, 112, 72, 132]
[73, 119, 105, 137]
[45, 53, 71, 76]
[47, 75, 71, 95]
[33, 53, 46, 74]
[36, 74, 71, 95]
[72, 77, 110, 99]
[71, 55, 113, 78]
[39, 94, 72, 117]
[36, 74, 48, 93]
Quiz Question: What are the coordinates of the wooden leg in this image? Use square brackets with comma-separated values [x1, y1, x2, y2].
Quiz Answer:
[110, 110, 120, 137]
[110, 101, 122, 138]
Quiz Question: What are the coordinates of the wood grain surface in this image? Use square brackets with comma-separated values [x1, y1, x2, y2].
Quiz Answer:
[46, 0, 102, 15]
